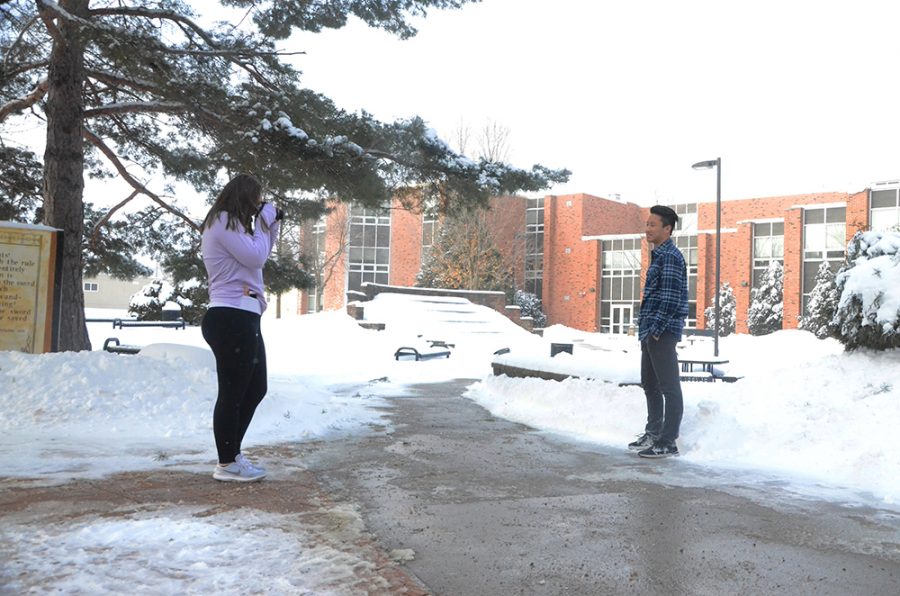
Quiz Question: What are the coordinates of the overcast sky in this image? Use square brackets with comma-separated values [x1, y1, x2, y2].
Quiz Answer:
[287, 0, 900, 205]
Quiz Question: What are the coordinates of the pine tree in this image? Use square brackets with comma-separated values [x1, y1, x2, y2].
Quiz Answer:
[514, 289, 547, 328]
[747, 261, 784, 335]
[0, 146, 42, 221]
[1, 1, 569, 350]
[832, 229, 900, 351]
[799, 262, 840, 339]
[703, 281, 736, 336]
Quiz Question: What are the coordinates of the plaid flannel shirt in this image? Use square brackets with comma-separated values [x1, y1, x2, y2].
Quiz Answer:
[638, 238, 689, 341]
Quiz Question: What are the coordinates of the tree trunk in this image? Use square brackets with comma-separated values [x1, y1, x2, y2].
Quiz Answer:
[42, 0, 91, 351]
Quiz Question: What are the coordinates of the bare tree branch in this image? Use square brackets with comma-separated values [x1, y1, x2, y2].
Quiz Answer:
[0, 78, 49, 124]
[478, 120, 510, 163]
[83, 127, 201, 232]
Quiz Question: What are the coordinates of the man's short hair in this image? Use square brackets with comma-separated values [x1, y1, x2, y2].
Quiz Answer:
[650, 205, 679, 232]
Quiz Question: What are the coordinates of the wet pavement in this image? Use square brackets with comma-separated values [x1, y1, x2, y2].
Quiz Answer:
[302, 379, 900, 595]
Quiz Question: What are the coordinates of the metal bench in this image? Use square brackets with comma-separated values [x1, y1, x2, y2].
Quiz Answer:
[103, 337, 141, 355]
[394, 346, 451, 361]
[112, 318, 186, 330]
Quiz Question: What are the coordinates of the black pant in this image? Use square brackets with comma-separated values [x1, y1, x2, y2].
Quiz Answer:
[202, 307, 267, 464]
[640, 332, 683, 444]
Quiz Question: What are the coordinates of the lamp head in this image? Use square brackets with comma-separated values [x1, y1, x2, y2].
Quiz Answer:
[692, 159, 719, 170]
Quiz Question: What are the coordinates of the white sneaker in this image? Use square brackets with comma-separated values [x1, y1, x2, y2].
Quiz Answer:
[235, 453, 266, 474]
[213, 457, 266, 482]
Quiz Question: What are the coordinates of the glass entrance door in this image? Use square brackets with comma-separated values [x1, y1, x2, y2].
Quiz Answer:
[611, 304, 633, 335]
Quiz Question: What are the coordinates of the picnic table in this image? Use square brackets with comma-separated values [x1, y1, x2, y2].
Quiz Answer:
[678, 355, 730, 382]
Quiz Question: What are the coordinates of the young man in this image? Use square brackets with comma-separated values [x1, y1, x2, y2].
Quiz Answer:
[629, 205, 689, 458]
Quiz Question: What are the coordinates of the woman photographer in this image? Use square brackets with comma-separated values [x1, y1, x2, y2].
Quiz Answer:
[200, 173, 281, 482]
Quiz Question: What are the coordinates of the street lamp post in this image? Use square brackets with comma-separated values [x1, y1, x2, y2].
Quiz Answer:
[691, 158, 721, 357]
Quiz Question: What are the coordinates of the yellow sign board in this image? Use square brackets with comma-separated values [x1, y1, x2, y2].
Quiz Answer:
[0, 222, 62, 353]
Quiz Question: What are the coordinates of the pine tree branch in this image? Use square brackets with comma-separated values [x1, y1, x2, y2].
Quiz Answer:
[85, 5, 299, 89]
[2, 14, 44, 74]
[85, 69, 159, 94]
[0, 78, 49, 124]
[35, 0, 64, 47]
[90, 188, 140, 248]
[83, 101, 187, 118]
[1, 60, 50, 79]
[83, 127, 201, 233]
[82, 99, 229, 132]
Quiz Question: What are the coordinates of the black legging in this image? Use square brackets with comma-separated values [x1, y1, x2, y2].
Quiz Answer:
[201, 307, 267, 464]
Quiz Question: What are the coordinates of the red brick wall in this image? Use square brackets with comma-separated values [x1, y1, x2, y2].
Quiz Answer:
[389, 198, 423, 287]
[782, 207, 804, 329]
[847, 190, 870, 235]
[543, 194, 644, 330]
[322, 202, 349, 310]
[487, 195, 527, 289]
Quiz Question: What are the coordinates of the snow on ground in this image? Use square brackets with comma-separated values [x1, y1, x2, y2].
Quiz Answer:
[1, 504, 388, 595]
[2, 293, 899, 590]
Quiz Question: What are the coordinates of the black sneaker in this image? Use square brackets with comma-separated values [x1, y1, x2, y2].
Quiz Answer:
[638, 441, 679, 459]
[627, 432, 657, 451]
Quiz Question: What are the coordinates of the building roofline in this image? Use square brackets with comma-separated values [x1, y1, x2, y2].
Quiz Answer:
[581, 233, 643, 242]
[789, 201, 848, 210]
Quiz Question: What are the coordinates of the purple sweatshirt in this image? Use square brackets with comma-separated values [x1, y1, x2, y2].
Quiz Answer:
[201, 203, 280, 314]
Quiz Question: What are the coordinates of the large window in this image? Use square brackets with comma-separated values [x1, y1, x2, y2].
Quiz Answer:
[671, 203, 698, 234]
[348, 205, 390, 294]
[524, 197, 544, 298]
[870, 187, 900, 232]
[600, 237, 641, 334]
[802, 206, 845, 315]
[663, 203, 698, 328]
[752, 221, 784, 288]
[673, 234, 698, 328]
[421, 196, 439, 260]
[305, 217, 326, 313]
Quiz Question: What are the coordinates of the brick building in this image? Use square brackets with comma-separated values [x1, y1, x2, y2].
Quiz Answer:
[293, 181, 900, 334]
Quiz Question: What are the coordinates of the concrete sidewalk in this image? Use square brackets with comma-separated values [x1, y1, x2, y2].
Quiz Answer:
[303, 379, 900, 595]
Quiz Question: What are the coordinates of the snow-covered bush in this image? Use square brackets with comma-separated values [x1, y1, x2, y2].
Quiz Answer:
[799, 262, 840, 339]
[747, 261, 784, 335]
[129, 278, 196, 322]
[832, 229, 900, 351]
[703, 281, 736, 336]
[175, 278, 208, 325]
[514, 290, 547, 328]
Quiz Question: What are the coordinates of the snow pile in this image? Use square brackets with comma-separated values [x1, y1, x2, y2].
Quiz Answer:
[467, 329, 900, 505]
